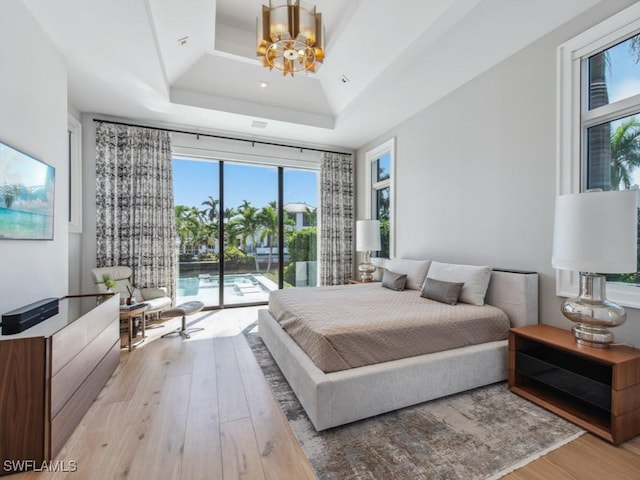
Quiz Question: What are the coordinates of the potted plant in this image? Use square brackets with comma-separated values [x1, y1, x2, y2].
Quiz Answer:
[97, 274, 117, 304]
[102, 273, 116, 291]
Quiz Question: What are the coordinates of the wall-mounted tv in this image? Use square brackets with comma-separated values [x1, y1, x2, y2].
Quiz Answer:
[0, 140, 55, 240]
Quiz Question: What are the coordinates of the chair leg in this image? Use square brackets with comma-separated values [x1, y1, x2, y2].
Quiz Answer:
[161, 314, 204, 339]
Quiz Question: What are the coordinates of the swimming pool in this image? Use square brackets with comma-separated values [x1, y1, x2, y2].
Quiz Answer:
[176, 273, 277, 305]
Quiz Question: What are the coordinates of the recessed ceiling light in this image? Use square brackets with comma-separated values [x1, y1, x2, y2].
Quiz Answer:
[260, 81, 269, 89]
[252, 120, 268, 129]
[178, 36, 189, 46]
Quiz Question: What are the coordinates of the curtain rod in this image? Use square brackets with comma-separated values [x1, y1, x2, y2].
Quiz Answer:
[93, 118, 351, 156]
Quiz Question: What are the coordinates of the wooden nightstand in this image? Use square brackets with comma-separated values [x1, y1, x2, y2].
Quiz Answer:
[348, 278, 377, 284]
[508, 324, 640, 445]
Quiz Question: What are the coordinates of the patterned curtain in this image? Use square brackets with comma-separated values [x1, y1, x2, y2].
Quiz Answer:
[320, 152, 354, 285]
[95, 122, 177, 300]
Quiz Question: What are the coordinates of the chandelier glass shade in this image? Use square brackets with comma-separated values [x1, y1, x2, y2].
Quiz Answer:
[257, 0, 324, 77]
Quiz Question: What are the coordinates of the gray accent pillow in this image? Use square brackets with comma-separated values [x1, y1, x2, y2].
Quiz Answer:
[382, 270, 408, 291]
[421, 277, 464, 305]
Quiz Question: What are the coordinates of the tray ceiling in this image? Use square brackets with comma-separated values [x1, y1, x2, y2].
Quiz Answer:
[23, 0, 600, 149]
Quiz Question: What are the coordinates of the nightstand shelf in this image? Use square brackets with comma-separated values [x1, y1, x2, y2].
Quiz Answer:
[509, 324, 640, 445]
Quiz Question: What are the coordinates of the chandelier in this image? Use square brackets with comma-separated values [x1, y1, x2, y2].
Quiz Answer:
[257, 0, 325, 77]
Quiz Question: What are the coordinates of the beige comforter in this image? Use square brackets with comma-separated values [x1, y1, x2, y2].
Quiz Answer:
[268, 283, 510, 373]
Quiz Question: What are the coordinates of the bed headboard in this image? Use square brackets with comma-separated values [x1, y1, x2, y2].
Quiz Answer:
[485, 270, 538, 328]
[371, 258, 538, 327]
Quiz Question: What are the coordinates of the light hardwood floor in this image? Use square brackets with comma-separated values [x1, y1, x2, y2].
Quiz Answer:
[10, 307, 640, 479]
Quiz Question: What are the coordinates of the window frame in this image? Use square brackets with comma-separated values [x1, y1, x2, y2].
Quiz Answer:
[365, 137, 395, 258]
[68, 114, 82, 233]
[557, 3, 640, 307]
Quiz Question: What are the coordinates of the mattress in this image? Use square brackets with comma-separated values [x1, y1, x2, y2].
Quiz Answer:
[268, 283, 510, 373]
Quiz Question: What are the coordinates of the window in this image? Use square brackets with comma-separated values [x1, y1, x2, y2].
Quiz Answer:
[366, 138, 395, 258]
[171, 132, 321, 306]
[558, 3, 640, 307]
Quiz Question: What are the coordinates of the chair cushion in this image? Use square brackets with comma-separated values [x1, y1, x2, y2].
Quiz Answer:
[143, 297, 172, 313]
[139, 287, 168, 300]
[92, 266, 133, 283]
[160, 301, 204, 318]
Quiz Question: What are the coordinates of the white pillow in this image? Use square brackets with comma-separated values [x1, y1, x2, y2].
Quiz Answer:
[371, 257, 389, 282]
[387, 258, 431, 290]
[426, 261, 492, 306]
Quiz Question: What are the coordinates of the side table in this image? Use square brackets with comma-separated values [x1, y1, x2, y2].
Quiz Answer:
[509, 324, 640, 444]
[119, 303, 148, 351]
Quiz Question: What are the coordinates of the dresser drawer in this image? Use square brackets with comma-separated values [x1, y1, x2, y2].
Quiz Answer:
[49, 339, 120, 458]
[50, 318, 119, 417]
[50, 298, 117, 375]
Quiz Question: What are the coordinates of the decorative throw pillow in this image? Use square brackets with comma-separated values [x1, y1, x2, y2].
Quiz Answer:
[426, 262, 492, 306]
[382, 270, 408, 291]
[421, 277, 464, 305]
[386, 258, 431, 290]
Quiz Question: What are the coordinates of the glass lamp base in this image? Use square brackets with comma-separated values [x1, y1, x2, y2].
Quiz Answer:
[561, 273, 626, 349]
[358, 263, 375, 282]
[571, 323, 615, 348]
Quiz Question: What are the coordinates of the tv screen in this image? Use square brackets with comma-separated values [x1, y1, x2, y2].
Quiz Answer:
[0, 140, 55, 240]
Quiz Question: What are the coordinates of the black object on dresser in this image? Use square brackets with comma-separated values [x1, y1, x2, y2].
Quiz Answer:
[1, 297, 59, 335]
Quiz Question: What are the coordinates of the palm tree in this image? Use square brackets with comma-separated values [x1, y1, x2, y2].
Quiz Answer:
[236, 201, 261, 270]
[224, 218, 242, 250]
[223, 207, 236, 220]
[223, 206, 239, 251]
[203, 221, 219, 257]
[201, 196, 219, 222]
[174, 205, 191, 254]
[185, 206, 205, 255]
[258, 201, 279, 273]
[611, 118, 640, 190]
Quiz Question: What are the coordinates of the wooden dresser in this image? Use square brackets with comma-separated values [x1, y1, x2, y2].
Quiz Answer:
[0, 295, 120, 474]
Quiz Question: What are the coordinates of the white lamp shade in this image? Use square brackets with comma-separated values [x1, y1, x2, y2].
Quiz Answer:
[356, 220, 381, 252]
[552, 190, 638, 273]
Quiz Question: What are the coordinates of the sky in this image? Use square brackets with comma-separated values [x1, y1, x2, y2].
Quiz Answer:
[607, 37, 640, 103]
[172, 156, 319, 211]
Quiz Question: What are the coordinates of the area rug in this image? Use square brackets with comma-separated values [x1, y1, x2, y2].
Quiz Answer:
[244, 325, 584, 480]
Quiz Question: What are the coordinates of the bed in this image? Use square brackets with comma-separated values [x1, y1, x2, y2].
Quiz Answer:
[258, 265, 538, 431]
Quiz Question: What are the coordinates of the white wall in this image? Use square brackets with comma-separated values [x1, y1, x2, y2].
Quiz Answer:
[356, 0, 640, 347]
[0, 0, 69, 314]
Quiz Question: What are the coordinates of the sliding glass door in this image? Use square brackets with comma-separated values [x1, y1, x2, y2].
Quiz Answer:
[223, 162, 278, 306]
[173, 157, 220, 308]
[173, 156, 318, 307]
[283, 168, 318, 287]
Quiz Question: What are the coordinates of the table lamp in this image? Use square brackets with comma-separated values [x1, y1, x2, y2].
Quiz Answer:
[356, 219, 381, 282]
[552, 189, 638, 348]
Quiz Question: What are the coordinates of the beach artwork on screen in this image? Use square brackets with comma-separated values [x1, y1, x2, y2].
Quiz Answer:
[0, 141, 55, 240]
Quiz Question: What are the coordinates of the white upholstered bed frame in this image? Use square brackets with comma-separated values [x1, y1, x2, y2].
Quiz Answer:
[257, 270, 538, 431]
